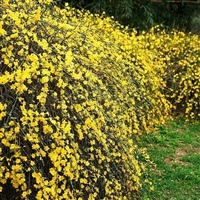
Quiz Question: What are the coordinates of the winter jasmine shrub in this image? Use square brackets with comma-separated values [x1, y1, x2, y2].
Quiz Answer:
[0, 0, 165, 199]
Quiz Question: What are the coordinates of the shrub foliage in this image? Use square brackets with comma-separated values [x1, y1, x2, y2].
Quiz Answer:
[142, 27, 200, 119]
[0, 0, 169, 199]
[0, 0, 200, 200]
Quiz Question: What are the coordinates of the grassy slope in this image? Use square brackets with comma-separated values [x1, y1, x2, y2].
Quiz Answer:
[139, 119, 200, 200]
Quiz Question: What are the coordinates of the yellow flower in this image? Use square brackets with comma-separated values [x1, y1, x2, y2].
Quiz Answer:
[49, 168, 57, 176]
[37, 39, 49, 51]
[41, 76, 49, 84]
[49, 152, 57, 162]
[14, 126, 20, 134]
[65, 49, 73, 65]
[11, 164, 22, 172]
[8, 121, 15, 126]
[32, 144, 40, 149]
[0, 22, 7, 36]
[150, 186, 154, 191]
[2, 138, 10, 147]
[39, 149, 46, 157]
[33, 8, 41, 22]
[0, 103, 6, 111]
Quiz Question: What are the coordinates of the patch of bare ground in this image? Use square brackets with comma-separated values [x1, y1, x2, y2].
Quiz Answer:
[194, 147, 200, 155]
[164, 123, 186, 134]
[164, 146, 200, 166]
[174, 128, 186, 134]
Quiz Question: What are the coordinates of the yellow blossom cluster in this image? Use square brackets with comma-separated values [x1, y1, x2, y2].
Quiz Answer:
[0, 0, 163, 199]
[141, 27, 200, 120]
[0, 0, 199, 199]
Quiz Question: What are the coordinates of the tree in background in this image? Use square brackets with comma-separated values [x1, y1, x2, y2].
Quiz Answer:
[54, 0, 200, 33]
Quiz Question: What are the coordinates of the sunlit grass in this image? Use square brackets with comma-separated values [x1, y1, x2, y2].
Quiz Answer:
[139, 119, 200, 200]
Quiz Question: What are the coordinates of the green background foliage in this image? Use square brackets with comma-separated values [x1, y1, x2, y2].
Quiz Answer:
[55, 0, 200, 32]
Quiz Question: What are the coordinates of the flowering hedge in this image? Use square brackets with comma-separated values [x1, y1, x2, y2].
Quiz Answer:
[1, 0, 200, 199]
[0, 0, 169, 199]
[141, 27, 200, 120]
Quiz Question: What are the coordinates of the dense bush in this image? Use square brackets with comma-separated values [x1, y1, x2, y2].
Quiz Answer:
[0, 0, 170, 199]
[141, 27, 200, 120]
[1, 0, 199, 199]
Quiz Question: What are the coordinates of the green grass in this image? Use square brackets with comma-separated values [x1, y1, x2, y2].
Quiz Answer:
[138, 118, 200, 200]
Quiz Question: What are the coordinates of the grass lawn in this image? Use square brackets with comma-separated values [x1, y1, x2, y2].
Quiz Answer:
[138, 118, 200, 200]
